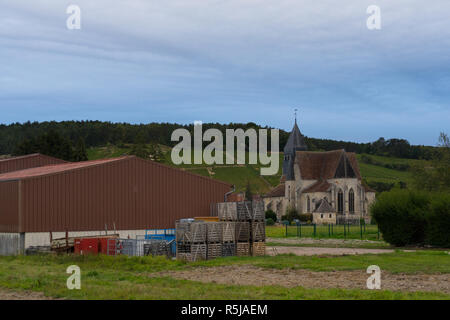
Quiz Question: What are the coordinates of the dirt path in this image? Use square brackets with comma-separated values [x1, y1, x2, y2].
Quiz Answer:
[0, 288, 54, 300]
[267, 246, 394, 256]
[153, 265, 450, 294]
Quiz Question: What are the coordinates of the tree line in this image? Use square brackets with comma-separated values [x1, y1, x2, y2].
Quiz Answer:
[0, 120, 438, 161]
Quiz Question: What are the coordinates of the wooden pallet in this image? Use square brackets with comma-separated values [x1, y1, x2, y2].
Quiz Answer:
[207, 243, 222, 260]
[251, 241, 266, 256]
[206, 222, 223, 243]
[217, 202, 238, 220]
[176, 221, 207, 243]
[236, 242, 250, 256]
[235, 221, 250, 242]
[221, 221, 236, 243]
[250, 221, 266, 241]
[222, 243, 236, 257]
[237, 201, 253, 220]
[251, 200, 265, 221]
[176, 243, 207, 262]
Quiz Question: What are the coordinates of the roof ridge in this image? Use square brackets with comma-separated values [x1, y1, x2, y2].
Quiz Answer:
[0, 156, 132, 181]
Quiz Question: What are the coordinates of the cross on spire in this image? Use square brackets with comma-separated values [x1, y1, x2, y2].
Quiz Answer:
[294, 108, 298, 124]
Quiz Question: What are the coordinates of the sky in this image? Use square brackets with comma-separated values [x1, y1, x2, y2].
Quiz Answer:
[0, 0, 449, 146]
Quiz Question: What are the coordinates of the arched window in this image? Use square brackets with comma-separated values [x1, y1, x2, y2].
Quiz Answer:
[307, 196, 310, 213]
[337, 190, 344, 214]
[349, 189, 355, 213]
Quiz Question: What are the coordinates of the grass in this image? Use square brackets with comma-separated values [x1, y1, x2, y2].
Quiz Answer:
[266, 225, 382, 241]
[0, 250, 448, 300]
[87, 144, 424, 193]
[266, 241, 393, 250]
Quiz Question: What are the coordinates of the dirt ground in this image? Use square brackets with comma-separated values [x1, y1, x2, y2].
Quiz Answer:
[153, 265, 450, 294]
[266, 246, 394, 256]
[0, 288, 54, 300]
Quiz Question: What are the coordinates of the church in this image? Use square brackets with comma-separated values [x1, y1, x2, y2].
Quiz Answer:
[263, 120, 376, 224]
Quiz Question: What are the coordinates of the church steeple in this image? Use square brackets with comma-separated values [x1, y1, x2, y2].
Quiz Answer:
[282, 112, 307, 181]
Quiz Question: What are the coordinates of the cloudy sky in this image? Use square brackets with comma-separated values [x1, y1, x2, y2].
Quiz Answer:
[1, 1, 449, 145]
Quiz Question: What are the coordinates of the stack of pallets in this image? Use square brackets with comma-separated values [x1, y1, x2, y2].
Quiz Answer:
[249, 200, 266, 256]
[175, 220, 207, 262]
[235, 203, 251, 256]
[174, 200, 266, 261]
[206, 222, 222, 259]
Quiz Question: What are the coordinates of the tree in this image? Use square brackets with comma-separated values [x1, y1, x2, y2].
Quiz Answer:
[129, 131, 150, 159]
[73, 137, 88, 161]
[411, 132, 450, 192]
[13, 130, 76, 161]
[244, 180, 253, 201]
[149, 142, 164, 162]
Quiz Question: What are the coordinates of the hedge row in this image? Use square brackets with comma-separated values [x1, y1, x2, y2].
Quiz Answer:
[371, 190, 450, 247]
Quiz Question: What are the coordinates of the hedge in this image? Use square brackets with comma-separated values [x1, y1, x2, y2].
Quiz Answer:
[371, 189, 450, 247]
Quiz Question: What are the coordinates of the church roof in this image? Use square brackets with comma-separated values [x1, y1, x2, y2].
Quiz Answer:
[314, 198, 334, 213]
[296, 149, 362, 180]
[264, 183, 285, 197]
[283, 121, 307, 154]
[303, 180, 331, 193]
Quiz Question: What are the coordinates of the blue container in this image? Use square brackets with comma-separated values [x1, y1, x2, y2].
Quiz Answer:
[145, 229, 176, 254]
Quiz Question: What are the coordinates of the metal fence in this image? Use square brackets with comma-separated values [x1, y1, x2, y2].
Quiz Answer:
[0, 233, 23, 255]
[105, 238, 175, 257]
[283, 223, 381, 240]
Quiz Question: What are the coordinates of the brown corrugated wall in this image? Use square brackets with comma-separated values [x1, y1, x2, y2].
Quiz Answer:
[0, 154, 66, 174]
[0, 180, 19, 232]
[17, 157, 230, 232]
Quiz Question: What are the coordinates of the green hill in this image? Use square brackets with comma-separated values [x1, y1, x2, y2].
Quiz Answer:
[87, 144, 427, 194]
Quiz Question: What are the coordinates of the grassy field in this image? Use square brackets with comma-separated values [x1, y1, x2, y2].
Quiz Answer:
[87, 144, 424, 193]
[266, 225, 381, 241]
[0, 250, 448, 300]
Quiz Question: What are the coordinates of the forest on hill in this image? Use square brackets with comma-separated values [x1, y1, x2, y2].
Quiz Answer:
[0, 120, 438, 160]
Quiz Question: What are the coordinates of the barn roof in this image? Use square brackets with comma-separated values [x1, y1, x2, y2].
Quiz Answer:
[0, 157, 130, 181]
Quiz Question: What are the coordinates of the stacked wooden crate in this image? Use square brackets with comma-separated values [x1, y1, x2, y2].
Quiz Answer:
[206, 222, 222, 259]
[175, 220, 207, 262]
[250, 200, 266, 256]
[175, 200, 265, 261]
[235, 201, 252, 256]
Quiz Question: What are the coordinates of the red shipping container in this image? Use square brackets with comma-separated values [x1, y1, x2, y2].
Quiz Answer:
[74, 238, 99, 255]
[99, 238, 117, 255]
[74, 238, 82, 254]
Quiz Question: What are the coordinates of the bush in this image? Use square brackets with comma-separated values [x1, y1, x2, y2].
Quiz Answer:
[265, 218, 275, 226]
[426, 194, 450, 247]
[283, 207, 299, 222]
[371, 190, 429, 246]
[265, 210, 277, 222]
[299, 213, 313, 223]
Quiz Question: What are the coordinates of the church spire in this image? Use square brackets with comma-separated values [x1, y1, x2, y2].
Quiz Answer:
[282, 111, 308, 181]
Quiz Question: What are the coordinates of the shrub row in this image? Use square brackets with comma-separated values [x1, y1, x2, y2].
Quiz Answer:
[371, 190, 450, 247]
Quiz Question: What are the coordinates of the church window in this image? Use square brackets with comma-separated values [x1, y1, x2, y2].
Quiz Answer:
[349, 189, 355, 213]
[307, 196, 310, 212]
[337, 190, 344, 213]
